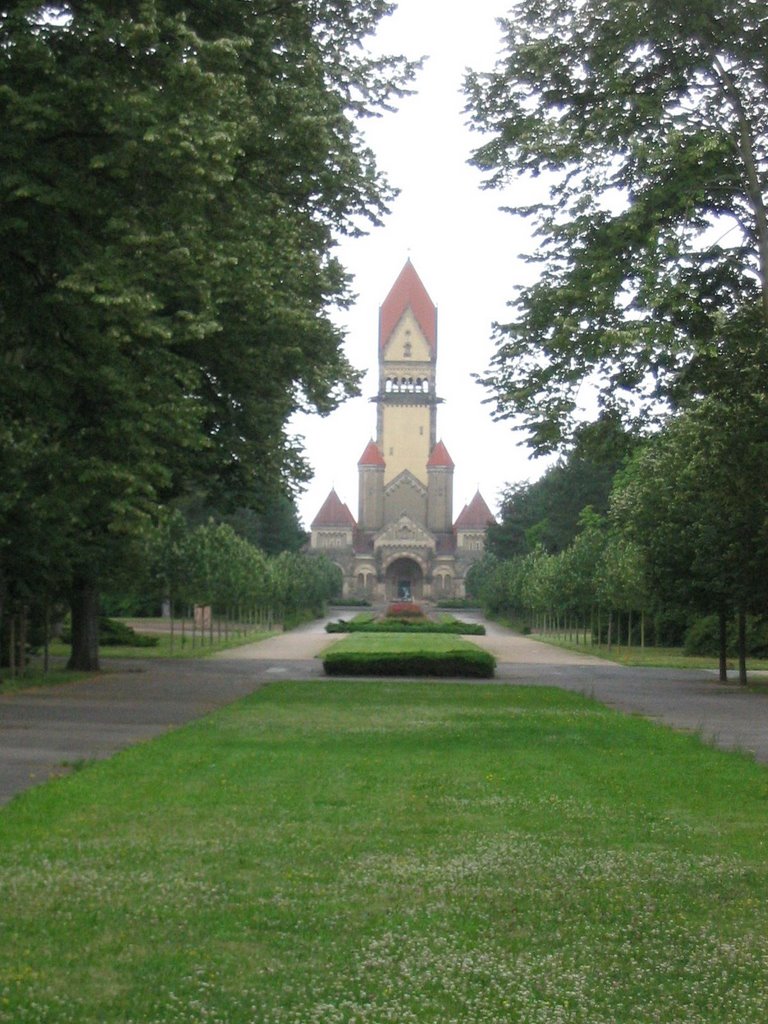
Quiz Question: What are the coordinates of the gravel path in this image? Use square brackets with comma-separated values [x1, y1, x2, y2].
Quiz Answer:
[1, 613, 767, 805]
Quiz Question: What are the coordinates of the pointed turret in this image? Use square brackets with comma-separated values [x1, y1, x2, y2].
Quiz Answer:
[357, 440, 386, 467]
[311, 488, 356, 529]
[357, 440, 385, 530]
[454, 490, 495, 558]
[454, 491, 495, 531]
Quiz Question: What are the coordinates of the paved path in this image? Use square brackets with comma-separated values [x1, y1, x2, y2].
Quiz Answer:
[1, 613, 768, 805]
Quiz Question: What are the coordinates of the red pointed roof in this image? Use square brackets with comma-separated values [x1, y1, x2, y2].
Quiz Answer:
[358, 440, 386, 467]
[454, 491, 496, 530]
[427, 440, 454, 469]
[379, 259, 437, 355]
[311, 489, 357, 529]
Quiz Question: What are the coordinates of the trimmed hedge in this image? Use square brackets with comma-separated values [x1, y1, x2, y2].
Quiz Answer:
[322, 647, 496, 678]
[325, 619, 486, 635]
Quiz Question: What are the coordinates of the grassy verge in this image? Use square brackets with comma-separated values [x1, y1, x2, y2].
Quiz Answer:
[2, 681, 768, 1022]
[47, 627, 277, 662]
[0, 668, 87, 695]
[529, 633, 768, 673]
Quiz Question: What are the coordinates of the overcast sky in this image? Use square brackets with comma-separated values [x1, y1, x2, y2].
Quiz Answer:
[293, 0, 555, 529]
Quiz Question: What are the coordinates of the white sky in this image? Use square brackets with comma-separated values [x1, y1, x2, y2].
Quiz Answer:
[293, 0, 555, 529]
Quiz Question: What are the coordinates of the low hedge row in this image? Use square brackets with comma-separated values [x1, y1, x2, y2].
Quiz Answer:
[322, 647, 496, 678]
[326, 619, 486, 635]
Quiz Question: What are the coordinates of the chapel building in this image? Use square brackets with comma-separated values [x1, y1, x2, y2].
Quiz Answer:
[309, 260, 495, 602]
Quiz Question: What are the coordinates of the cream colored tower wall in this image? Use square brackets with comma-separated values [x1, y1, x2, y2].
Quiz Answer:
[380, 309, 435, 485]
[380, 405, 431, 485]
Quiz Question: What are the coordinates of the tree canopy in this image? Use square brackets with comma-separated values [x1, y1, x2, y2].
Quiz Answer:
[0, 1, 417, 668]
[465, 0, 768, 450]
[487, 412, 638, 556]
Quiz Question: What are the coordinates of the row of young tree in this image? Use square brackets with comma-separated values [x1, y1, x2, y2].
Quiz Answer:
[144, 515, 342, 636]
[2, 514, 342, 675]
[469, 395, 768, 684]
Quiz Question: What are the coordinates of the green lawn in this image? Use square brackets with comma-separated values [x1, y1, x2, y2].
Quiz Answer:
[527, 632, 768, 672]
[325, 631, 484, 654]
[46, 627, 277, 662]
[2, 681, 768, 1022]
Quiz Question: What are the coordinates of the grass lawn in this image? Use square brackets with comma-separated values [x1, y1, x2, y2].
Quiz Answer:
[325, 631, 485, 654]
[529, 633, 768, 673]
[2, 681, 768, 1022]
[46, 627, 277, 662]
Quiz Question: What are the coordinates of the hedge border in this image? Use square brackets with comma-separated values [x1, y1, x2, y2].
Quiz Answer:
[322, 648, 496, 678]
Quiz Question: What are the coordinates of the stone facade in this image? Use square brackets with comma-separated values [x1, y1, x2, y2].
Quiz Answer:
[310, 261, 495, 602]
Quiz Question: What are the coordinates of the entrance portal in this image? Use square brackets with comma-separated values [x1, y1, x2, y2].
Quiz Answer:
[385, 556, 423, 602]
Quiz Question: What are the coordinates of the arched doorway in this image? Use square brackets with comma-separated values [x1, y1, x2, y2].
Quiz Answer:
[385, 556, 424, 601]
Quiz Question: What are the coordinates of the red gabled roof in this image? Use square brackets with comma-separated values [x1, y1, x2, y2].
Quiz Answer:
[379, 259, 437, 355]
[358, 439, 386, 467]
[454, 491, 496, 530]
[311, 488, 357, 529]
[427, 440, 454, 469]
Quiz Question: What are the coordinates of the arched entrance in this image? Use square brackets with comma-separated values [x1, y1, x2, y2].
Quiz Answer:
[385, 556, 424, 602]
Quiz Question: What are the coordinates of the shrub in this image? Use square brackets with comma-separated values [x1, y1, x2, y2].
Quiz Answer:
[684, 614, 768, 657]
[322, 647, 495, 678]
[326, 619, 485, 635]
[60, 617, 159, 648]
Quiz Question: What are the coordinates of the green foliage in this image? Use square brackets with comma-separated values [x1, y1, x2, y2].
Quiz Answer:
[325, 619, 486, 635]
[0, 2, 417, 667]
[143, 514, 341, 624]
[466, 0, 768, 451]
[613, 397, 768, 622]
[488, 414, 639, 556]
[322, 648, 495, 678]
[59, 617, 158, 648]
[684, 615, 768, 658]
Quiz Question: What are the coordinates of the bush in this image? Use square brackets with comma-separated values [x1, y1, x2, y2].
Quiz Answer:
[322, 647, 496, 678]
[328, 598, 371, 607]
[60, 617, 159, 648]
[684, 615, 768, 657]
[436, 598, 481, 609]
[326, 619, 485, 635]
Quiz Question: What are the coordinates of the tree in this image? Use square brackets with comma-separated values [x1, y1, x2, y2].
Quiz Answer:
[612, 396, 768, 682]
[465, 0, 768, 450]
[487, 413, 638, 556]
[1, 2, 417, 669]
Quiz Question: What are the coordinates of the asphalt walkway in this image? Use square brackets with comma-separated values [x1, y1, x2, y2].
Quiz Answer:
[1, 613, 767, 805]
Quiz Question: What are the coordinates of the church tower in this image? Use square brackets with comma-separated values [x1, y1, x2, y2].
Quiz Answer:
[375, 260, 439, 485]
[310, 260, 495, 602]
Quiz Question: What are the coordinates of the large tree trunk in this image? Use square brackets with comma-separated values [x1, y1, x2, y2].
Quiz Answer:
[67, 578, 100, 671]
[718, 607, 728, 683]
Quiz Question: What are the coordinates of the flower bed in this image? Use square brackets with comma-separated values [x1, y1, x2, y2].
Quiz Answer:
[386, 601, 425, 619]
[326, 618, 485, 635]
